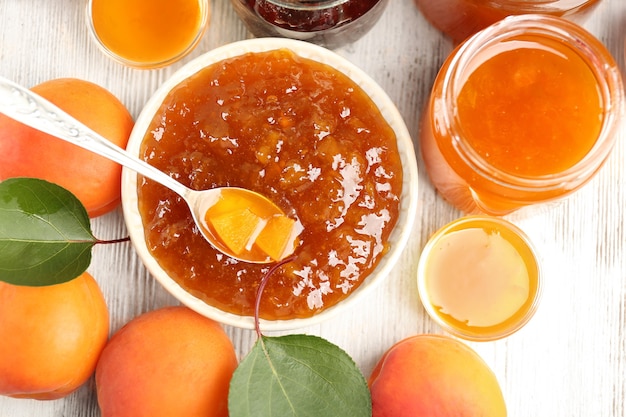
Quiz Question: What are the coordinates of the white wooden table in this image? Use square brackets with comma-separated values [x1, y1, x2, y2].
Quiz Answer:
[1, 0, 626, 415]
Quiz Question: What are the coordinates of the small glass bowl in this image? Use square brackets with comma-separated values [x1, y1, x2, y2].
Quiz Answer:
[417, 216, 542, 341]
[229, 0, 389, 49]
[86, 0, 210, 69]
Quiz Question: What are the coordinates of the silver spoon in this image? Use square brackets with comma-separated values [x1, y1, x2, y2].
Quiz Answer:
[0, 75, 298, 264]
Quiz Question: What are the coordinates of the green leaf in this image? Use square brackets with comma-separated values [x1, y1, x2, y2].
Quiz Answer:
[0, 178, 96, 286]
[229, 334, 372, 417]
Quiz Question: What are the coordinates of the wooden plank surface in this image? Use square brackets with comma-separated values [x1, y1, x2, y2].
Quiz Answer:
[1, 0, 626, 415]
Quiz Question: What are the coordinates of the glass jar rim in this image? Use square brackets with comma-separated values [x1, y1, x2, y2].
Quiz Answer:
[256, 0, 354, 8]
[250, 0, 385, 13]
[439, 14, 624, 193]
[474, 0, 598, 13]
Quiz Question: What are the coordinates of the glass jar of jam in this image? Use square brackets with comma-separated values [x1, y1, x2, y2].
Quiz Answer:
[229, 0, 389, 49]
[420, 14, 624, 215]
[415, 0, 602, 43]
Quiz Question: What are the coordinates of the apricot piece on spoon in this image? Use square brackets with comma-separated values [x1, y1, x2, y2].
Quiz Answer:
[254, 215, 297, 261]
[208, 207, 265, 256]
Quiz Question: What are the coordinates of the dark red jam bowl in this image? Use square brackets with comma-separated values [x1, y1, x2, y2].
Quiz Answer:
[230, 0, 389, 49]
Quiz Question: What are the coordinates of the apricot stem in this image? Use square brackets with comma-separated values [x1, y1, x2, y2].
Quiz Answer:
[95, 237, 131, 245]
[254, 255, 297, 337]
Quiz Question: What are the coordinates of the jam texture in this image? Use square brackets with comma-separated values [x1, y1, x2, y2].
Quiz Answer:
[138, 49, 403, 319]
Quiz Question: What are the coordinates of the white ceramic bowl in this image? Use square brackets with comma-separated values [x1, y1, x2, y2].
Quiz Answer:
[122, 38, 418, 331]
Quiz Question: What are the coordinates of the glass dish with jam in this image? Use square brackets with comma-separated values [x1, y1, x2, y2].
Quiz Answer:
[87, 0, 210, 69]
[230, 0, 389, 49]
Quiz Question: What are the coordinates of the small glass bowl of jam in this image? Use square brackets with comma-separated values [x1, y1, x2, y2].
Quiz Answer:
[121, 38, 418, 331]
[417, 216, 542, 341]
[229, 0, 389, 49]
[86, 0, 210, 69]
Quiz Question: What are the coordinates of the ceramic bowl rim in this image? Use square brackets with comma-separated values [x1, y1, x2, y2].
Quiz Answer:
[121, 37, 419, 331]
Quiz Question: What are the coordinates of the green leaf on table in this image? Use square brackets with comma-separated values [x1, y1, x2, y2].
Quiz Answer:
[0, 177, 96, 286]
[229, 334, 372, 417]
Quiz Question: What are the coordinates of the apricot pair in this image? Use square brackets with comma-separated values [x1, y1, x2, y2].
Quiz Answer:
[0, 77, 134, 217]
[0, 273, 237, 417]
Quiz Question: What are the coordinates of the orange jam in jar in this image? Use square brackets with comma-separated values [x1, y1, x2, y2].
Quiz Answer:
[417, 216, 541, 341]
[87, 0, 209, 68]
[137, 49, 403, 320]
[420, 15, 624, 215]
[415, 0, 601, 43]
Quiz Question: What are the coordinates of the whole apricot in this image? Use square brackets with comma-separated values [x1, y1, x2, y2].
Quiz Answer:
[368, 334, 507, 417]
[0, 272, 110, 400]
[0, 77, 134, 217]
[95, 306, 238, 417]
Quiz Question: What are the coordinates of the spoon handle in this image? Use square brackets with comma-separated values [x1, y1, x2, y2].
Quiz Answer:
[0, 75, 191, 199]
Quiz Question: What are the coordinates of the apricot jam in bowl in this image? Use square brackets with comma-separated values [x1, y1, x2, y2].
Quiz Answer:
[417, 216, 542, 341]
[121, 38, 418, 331]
